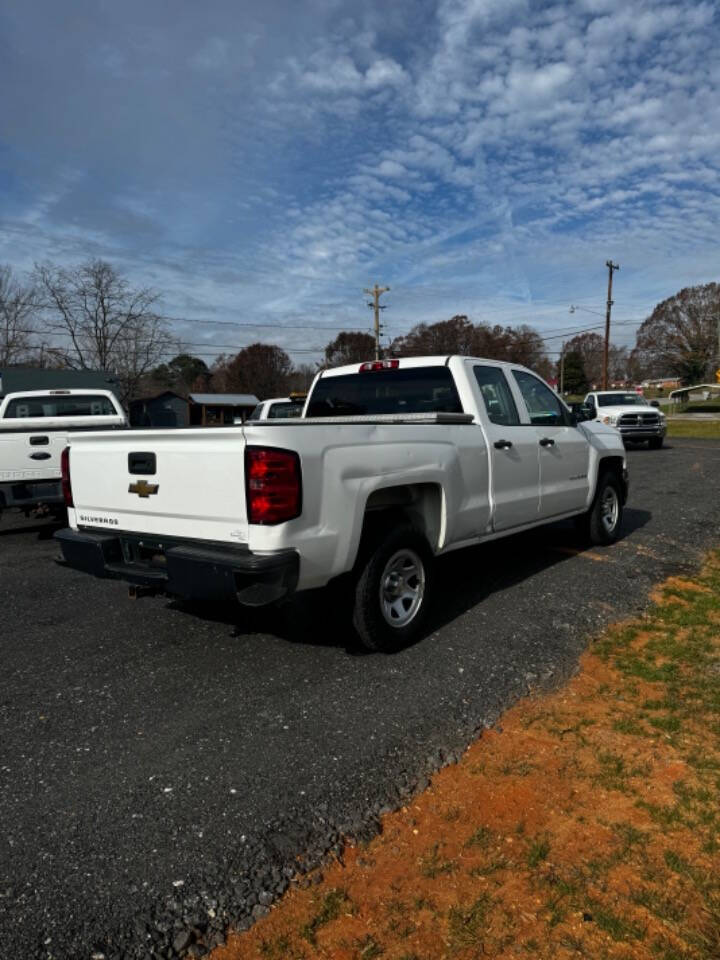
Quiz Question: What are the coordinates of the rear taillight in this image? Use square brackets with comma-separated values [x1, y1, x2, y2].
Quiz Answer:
[60, 446, 73, 507]
[359, 359, 399, 372]
[245, 446, 301, 525]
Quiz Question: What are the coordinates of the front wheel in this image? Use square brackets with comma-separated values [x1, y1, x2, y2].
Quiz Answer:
[352, 525, 433, 652]
[579, 472, 624, 546]
[648, 436, 664, 449]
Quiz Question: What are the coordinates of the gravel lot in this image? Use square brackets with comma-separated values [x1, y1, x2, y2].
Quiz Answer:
[2, 438, 720, 959]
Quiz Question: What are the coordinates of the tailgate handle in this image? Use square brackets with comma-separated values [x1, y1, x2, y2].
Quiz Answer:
[30, 452, 51, 460]
[29, 435, 49, 446]
[128, 451, 156, 475]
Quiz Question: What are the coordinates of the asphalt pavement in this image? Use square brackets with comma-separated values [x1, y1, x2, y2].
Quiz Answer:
[2, 438, 720, 959]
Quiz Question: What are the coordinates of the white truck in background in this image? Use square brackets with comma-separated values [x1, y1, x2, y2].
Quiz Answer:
[56, 357, 628, 651]
[247, 395, 306, 421]
[582, 390, 667, 448]
[0, 389, 126, 521]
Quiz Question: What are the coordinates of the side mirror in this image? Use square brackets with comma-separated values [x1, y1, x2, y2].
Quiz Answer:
[650, 400, 660, 408]
[570, 402, 593, 423]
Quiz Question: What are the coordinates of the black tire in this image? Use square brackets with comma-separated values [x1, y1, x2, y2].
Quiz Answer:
[352, 524, 433, 652]
[648, 437, 663, 449]
[579, 471, 624, 546]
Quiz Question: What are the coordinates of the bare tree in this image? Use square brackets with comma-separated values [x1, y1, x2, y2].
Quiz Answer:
[323, 331, 376, 367]
[563, 332, 628, 387]
[33, 259, 175, 403]
[213, 343, 294, 399]
[0, 265, 37, 365]
[389, 314, 552, 377]
[633, 283, 720, 384]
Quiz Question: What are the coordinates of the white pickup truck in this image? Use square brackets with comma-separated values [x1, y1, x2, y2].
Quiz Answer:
[56, 357, 628, 650]
[0, 388, 126, 520]
[582, 390, 667, 448]
[247, 396, 305, 421]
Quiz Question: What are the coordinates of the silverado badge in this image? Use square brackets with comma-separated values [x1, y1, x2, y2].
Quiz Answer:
[128, 480, 159, 498]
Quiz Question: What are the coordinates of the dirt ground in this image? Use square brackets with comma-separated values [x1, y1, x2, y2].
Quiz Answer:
[210, 553, 720, 960]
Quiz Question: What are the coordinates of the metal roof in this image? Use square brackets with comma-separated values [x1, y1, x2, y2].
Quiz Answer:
[188, 393, 259, 406]
[668, 383, 720, 399]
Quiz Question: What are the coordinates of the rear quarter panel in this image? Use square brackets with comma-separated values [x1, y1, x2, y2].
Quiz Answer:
[242, 421, 489, 589]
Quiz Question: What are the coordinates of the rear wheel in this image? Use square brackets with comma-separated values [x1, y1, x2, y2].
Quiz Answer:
[579, 472, 623, 546]
[352, 524, 433, 652]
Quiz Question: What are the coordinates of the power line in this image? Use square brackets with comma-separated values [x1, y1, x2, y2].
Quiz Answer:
[159, 315, 381, 332]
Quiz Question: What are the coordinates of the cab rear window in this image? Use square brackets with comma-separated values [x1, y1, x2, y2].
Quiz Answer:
[4, 395, 117, 418]
[306, 367, 463, 417]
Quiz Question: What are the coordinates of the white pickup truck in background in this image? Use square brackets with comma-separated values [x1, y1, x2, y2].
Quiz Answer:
[0, 388, 126, 521]
[56, 357, 628, 650]
[582, 390, 667, 448]
[247, 395, 305, 421]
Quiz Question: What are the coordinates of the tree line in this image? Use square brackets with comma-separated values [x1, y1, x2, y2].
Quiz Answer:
[2, 258, 718, 404]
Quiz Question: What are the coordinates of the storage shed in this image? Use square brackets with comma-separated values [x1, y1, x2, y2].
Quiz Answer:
[188, 393, 259, 426]
[128, 391, 189, 428]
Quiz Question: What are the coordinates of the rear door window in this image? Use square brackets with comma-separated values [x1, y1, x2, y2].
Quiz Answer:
[473, 366, 520, 426]
[4, 394, 118, 418]
[306, 367, 463, 417]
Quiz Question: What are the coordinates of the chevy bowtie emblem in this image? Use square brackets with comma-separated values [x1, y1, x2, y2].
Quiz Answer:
[128, 479, 159, 498]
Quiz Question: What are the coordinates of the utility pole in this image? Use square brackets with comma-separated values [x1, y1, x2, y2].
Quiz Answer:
[364, 284, 390, 360]
[559, 341, 565, 396]
[603, 260, 620, 390]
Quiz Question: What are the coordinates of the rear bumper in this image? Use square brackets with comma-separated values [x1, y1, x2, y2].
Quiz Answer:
[55, 527, 299, 606]
[0, 479, 63, 509]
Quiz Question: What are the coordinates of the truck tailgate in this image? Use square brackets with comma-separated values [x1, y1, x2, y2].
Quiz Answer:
[0, 430, 68, 483]
[68, 428, 249, 543]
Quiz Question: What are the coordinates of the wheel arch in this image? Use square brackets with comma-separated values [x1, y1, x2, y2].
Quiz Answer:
[596, 455, 628, 504]
[358, 482, 442, 558]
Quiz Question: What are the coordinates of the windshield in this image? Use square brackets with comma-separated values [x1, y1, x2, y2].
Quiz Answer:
[596, 393, 644, 407]
[4, 394, 118, 418]
[307, 367, 463, 417]
[267, 401, 303, 419]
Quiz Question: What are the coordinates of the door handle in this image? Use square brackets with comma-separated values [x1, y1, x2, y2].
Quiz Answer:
[539, 437, 555, 447]
[494, 439, 513, 450]
[29, 452, 51, 460]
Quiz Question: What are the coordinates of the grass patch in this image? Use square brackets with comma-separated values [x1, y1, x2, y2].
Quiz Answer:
[591, 903, 645, 941]
[418, 844, 456, 878]
[666, 420, 720, 439]
[300, 888, 351, 945]
[447, 895, 492, 949]
[527, 835, 551, 869]
[258, 935, 293, 959]
[356, 934, 383, 958]
[464, 825, 493, 849]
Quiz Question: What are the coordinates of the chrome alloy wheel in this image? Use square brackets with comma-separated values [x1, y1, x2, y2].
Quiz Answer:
[379, 548, 426, 628]
[601, 485, 620, 535]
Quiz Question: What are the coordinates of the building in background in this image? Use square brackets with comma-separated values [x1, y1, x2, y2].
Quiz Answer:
[188, 393, 259, 426]
[128, 391, 189, 427]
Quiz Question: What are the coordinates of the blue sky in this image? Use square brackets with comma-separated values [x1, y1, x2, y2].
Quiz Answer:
[1, 0, 719, 366]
